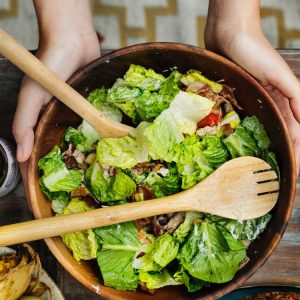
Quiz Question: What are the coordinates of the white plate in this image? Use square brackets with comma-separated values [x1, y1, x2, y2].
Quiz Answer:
[0, 247, 65, 300]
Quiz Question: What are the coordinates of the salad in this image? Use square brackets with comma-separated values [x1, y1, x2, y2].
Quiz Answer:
[38, 64, 279, 293]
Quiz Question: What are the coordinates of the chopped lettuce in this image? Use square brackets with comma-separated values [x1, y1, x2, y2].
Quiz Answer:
[38, 146, 82, 192]
[174, 265, 205, 292]
[139, 269, 181, 290]
[178, 222, 246, 283]
[63, 120, 100, 153]
[175, 135, 228, 189]
[97, 135, 139, 168]
[133, 71, 182, 121]
[133, 233, 179, 273]
[144, 110, 184, 162]
[223, 126, 258, 158]
[94, 222, 140, 291]
[169, 91, 214, 135]
[223, 116, 272, 158]
[124, 64, 166, 91]
[143, 163, 181, 198]
[85, 162, 136, 202]
[174, 212, 203, 243]
[180, 69, 223, 93]
[242, 116, 270, 150]
[150, 233, 179, 268]
[208, 214, 272, 241]
[62, 198, 98, 261]
[87, 88, 123, 122]
[39, 179, 70, 214]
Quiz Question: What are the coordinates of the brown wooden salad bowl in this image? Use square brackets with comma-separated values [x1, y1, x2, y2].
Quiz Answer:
[28, 43, 297, 299]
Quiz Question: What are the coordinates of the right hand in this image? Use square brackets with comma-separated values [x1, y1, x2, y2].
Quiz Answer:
[12, 32, 100, 201]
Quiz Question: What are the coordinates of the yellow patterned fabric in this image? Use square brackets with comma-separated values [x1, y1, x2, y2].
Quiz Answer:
[0, 0, 300, 49]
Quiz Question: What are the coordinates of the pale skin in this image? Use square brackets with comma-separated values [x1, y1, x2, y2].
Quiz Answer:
[13, 0, 300, 199]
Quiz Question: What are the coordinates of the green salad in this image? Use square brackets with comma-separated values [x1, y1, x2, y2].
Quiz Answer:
[38, 64, 279, 293]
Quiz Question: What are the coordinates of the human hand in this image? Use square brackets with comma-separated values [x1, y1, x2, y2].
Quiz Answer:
[205, 0, 300, 174]
[12, 0, 100, 201]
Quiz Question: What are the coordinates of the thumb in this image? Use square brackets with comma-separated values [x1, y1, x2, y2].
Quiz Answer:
[266, 59, 300, 123]
[13, 76, 50, 162]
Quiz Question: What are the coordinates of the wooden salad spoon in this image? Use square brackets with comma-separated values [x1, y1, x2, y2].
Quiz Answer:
[0, 28, 132, 137]
[0, 156, 279, 246]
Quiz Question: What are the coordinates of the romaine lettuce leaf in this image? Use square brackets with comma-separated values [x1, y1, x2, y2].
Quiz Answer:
[241, 116, 270, 150]
[150, 233, 179, 268]
[85, 162, 136, 202]
[178, 222, 246, 283]
[124, 64, 166, 91]
[208, 214, 272, 241]
[133, 71, 182, 121]
[139, 269, 181, 290]
[97, 135, 138, 168]
[180, 69, 223, 93]
[174, 212, 203, 243]
[175, 135, 228, 189]
[87, 88, 123, 122]
[94, 222, 140, 291]
[169, 91, 214, 135]
[223, 126, 258, 158]
[62, 198, 98, 261]
[143, 163, 181, 198]
[174, 265, 205, 292]
[63, 120, 100, 153]
[143, 109, 184, 162]
[38, 146, 82, 192]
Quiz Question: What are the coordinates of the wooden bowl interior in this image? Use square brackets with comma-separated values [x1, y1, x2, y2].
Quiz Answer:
[29, 43, 296, 300]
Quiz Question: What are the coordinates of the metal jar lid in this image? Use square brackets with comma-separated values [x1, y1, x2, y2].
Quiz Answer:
[0, 138, 20, 198]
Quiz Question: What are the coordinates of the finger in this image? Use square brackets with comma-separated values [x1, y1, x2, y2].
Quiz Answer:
[18, 161, 32, 210]
[13, 77, 50, 162]
[265, 58, 300, 123]
[264, 85, 300, 175]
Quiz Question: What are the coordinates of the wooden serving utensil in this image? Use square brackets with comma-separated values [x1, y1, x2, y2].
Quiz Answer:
[0, 28, 132, 137]
[0, 157, 279, 247]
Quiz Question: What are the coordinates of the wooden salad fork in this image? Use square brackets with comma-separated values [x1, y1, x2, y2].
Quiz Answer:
[0, 28, 133, 137]
[0, 157, 279, 246]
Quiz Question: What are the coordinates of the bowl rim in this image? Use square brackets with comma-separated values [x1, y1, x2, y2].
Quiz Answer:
[28, 42, 297, 299]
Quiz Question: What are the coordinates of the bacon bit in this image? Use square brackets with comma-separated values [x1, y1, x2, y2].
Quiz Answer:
[222, 124, 235, 136]
[220, 84, 243, 110]
[136, 252, 145, 258]
[71, 187, 89, 197]
[136, 218, 153, 232]
[83, 194, 100, 207]
[63, 156, 78, 169]
[62, 144, 75, 159]
[131, 185, 154, 202]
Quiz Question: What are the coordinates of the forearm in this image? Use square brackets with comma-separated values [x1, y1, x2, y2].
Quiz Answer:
[34, 0, 96, 47]
[205, 0, 263, 52]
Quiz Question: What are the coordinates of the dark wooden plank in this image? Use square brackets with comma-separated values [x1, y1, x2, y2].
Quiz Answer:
[0, 50, 299, 298]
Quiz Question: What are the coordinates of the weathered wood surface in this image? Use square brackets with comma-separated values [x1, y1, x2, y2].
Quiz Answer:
[0, 50, 299, 299]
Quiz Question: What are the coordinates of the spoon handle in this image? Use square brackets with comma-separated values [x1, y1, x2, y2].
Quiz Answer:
[0, 195, 193, 246]
[0, 28, 131, 137]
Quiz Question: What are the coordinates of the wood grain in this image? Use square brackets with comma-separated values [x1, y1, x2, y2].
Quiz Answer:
[0, 50, 299, 299]
[0, 29, 132, 138]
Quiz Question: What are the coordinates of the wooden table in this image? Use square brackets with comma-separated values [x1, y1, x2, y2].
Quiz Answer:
[0, 50, 299, 299]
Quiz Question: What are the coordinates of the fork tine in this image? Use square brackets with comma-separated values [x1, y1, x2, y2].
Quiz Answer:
[254, 170, 278, 182]
[256, 181, 279, 194]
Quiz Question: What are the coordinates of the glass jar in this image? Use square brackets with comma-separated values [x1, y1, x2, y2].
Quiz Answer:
[0, 138, 20, 197]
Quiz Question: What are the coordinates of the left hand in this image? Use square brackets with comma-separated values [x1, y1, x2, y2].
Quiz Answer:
[205, 14, 300, 174]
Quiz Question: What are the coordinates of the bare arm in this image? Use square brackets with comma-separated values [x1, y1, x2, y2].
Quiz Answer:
[13, 0, 100, 163]
[206, 0, 300, 173]
[13, 0, 100, 201]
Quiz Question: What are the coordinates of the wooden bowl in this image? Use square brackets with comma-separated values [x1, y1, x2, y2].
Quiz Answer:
[28, 43, 297, 299]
